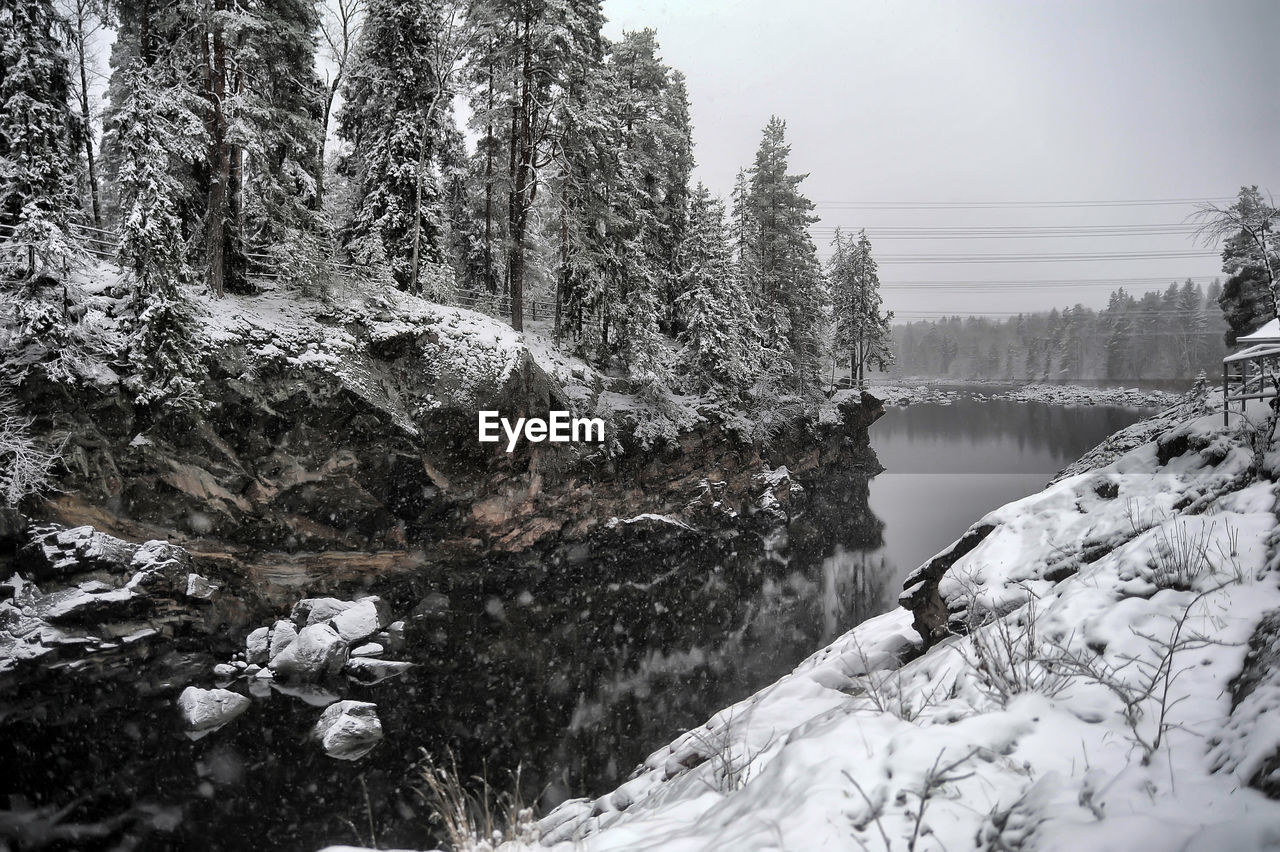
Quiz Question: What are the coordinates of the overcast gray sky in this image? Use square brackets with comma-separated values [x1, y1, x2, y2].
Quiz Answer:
[602, 0, 1280, 319]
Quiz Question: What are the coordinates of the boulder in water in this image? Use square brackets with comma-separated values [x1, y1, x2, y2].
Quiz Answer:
[178, 686, 250, 733]
[291, 597, 353, 628]
[245, 626, 271, 665]
[268, 619, 298, 661]
[269, 623, 348, 681]
[313, 700, 382, 760]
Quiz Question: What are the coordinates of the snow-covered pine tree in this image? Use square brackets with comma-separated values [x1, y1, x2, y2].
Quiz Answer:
[468, 0, 604, 329]
[1103, 288, 1135, 380]
[676, 184, 754, 394]
[550, 33, 610, 345]
[338, 0, 465, 295]
[745, 117, 827, 394]
[829, 229, 893, 387]
[109, 59, 205, 412]
[102, 0, 252, 297]
[604, 29, 682, 377]
[729, 167, 753, 268]
[0, 0, 83, 276]
[462, 0, 513, 297]
[656, 68, 693, 332]
[238, 0, 330, 295]
[439, 120, 486, 300]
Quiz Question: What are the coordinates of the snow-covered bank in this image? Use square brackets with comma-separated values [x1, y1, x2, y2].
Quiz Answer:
[501, 391, 1280, 850]
[859, 380, 1186, 409]
[994, 382, 1185, 409]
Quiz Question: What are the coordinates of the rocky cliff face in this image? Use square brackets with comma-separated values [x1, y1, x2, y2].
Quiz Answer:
[9, 286, 883, 606]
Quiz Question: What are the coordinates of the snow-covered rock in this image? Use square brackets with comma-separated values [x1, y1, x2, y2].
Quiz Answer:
[39, 586, 140, 624]
[996, 382, 1183, 409]
[860, 380, 1185, 411]
[185, 573, 215, 600]
[177, 686, 250, 733]
[328, 596, 390, 644]
[269, 623, 348, 681]
[125, 540, 195, 594]
[245, 626, 271, 665]
[312, 700, 382, 761]
[18, 525, 140, 581]
[291, 597, 354, 628]
[268, 619, 298, 661]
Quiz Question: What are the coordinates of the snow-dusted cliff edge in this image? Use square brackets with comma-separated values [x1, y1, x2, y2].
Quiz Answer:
[4, 265, 882, 592]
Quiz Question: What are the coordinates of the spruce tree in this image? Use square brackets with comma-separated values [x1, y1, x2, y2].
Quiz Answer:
[604, 29, 684, 375]
[0, 0, 82, 273]
[1104, 288, 1135, 380]
[110, 60, 204, 411]
[241, 0, 329, 293]
[676, 184, 754, 394]
[337, 0, 455, 292]
[829, 229, 893, 387]
[745, 117, 827, 394]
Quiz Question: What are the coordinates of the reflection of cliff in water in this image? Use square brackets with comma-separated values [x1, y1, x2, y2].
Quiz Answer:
[529, 456, 889, 806]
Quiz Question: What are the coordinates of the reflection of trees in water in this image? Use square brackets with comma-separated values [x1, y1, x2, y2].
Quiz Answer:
[822, 547, 893, 641]
[886, 401, 1143, 464]
[544, 457, 890, 802]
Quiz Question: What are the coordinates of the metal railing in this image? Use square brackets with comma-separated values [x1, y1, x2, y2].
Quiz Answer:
[1222, 343, 1280, 425]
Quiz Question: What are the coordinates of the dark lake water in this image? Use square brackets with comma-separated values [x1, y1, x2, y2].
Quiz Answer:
[1, 397, 1152, 851]
[866, 400, 1149, 599]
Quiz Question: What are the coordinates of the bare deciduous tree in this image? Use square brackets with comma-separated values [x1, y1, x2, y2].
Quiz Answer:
[0, 393, 63, 507]
[318, 0, 367, 208]
[1193, 186, 1279, 316]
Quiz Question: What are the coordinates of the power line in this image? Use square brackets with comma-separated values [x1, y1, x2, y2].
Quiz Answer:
[896, 309, 1219, 316]
[812, 224, 1201, 240]
[874, 249, 1216, 263]
[816, 223, 1197, 233]
[883, 279, 1220, 293]
[811, 196, 1232, 210]
[893, 311, 1220, 319]
[880, 276, 1218, 286]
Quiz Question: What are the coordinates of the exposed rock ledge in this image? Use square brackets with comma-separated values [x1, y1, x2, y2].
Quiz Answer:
[13, 285, 885, 594]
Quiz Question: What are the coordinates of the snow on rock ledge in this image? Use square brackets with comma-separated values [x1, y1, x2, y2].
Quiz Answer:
[902, 395, 1255, 647]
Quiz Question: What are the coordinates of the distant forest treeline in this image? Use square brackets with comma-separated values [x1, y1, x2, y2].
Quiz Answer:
[891, 280, 1228, 382]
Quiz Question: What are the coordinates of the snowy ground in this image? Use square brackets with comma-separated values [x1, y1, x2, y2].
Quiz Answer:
[489, 392, 1280, 851]
[861, 380, 1186, 409]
